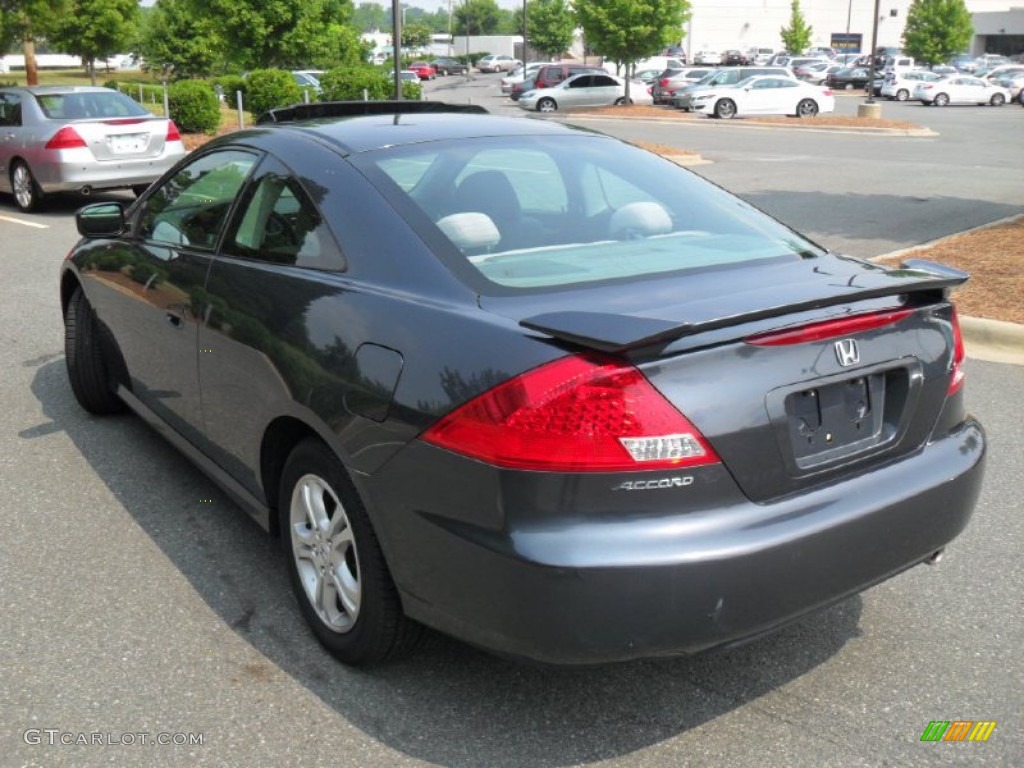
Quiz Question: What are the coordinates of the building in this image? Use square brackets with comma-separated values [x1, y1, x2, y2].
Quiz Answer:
[681, 1, 1024, 58]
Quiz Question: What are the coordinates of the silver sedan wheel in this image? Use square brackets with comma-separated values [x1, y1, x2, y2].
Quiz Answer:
[12, 163, 36, 211]
[290, 473, 361, 633]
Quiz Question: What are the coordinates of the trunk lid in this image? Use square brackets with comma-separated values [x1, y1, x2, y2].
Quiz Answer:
[482, 255, 965, 501]
[70, 116, 171, 161]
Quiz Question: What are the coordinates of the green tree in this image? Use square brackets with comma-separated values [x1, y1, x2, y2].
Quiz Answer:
[575, 0, 691, 102]
[0, 0, 68, 84]
[780, 0, 813, 54]
[206, 0, 362, 70]
[139, 0, 224, 77]
[54, 0, 140, 85]
[902, 0, 973, 67]
[523, 0, 574, 60]
[402, 21, 433, 49]
[454, 0, 501, 35]
[352, 2, 389, 32]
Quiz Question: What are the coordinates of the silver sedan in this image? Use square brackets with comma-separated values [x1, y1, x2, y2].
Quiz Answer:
[0, 85, 186, 212]
[518, 73, 652, 113]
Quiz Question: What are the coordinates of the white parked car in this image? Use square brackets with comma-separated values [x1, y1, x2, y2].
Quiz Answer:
[690, 75, 835, 119]
[881, 70, 942, 101]
[519, 73, 653, 113]
[694, 51, 723, 65]
[913, 75, 1011, 106]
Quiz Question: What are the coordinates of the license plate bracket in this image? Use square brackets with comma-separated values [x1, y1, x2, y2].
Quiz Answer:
[109, 134, 147, 154]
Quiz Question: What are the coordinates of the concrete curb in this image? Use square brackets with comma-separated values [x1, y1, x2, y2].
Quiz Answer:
[872, 214, 1024, 367]
[960, 317, 1024, 366]
[564, 112, 937, 137]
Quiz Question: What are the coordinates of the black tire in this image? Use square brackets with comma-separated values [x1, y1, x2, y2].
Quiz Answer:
[64, 287, 124, 414]
[537, 97, 557, 113]
[614, 97, 626, 106]
[11, 160, 43, 213]
[796, 98, 818, 118]
[934, 92, 949, 106]
[714, 98, 737, 119]
[280, 438, 421, 665]
[990, 93, 1005, 106]
[896, 89, 909, 101]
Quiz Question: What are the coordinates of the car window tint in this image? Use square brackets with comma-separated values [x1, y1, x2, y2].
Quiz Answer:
[359, 136, 824, 292]
[0, 93, 21, 126]
[224, 159, 345, 271]
[35, 90, 149, 119]
[377, 152, 439, 192]
[593, 75, 617, 87]
[453, 148, 567, 216]
[138, 149, 257, 249]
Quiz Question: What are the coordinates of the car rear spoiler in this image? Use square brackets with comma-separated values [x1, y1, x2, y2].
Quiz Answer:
[520, 259, 968, 353]
[257, 101, 489, 125]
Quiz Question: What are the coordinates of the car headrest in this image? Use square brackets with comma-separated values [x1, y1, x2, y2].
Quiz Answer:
[436, 212, 501, 251]
[609, 201, 673, 239]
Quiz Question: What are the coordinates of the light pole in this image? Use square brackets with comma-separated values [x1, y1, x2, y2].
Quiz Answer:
[865, 0, 881, 105]
[522, 0, 528, 66]
[392, 0, 402, 99]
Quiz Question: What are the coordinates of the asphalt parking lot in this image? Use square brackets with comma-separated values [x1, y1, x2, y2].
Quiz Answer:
[2, 82, 1022, 767]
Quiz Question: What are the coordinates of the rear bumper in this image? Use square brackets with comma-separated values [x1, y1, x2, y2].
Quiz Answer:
[30, 146, 185, 193]
[368, 419, 985, 664]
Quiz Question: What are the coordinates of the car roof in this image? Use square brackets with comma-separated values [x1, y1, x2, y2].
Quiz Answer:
[0, 85, 117, 94]
[252, 107, 591, 156]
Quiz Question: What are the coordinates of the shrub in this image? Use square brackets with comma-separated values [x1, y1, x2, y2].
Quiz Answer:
[213, 75, 247, 102]
[319, 67, 391, 101]
[167, 80, 220, 134]
[245, 69, 304, 117]
[402, 80, 423, 100]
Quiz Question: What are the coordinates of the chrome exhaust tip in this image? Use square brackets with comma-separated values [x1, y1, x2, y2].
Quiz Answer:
[924, 549, 944, 566]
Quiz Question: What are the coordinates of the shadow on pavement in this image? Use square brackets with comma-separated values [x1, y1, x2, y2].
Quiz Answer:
[24, 358, 864, 767]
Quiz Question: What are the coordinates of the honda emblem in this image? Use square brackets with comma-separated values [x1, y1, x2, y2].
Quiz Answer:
[835, 338, 860, 367]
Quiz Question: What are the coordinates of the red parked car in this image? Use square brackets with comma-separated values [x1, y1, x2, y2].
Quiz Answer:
[407, 62, 437, 80]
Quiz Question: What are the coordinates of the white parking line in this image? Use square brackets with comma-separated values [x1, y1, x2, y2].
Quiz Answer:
[0, 214, 48, 229]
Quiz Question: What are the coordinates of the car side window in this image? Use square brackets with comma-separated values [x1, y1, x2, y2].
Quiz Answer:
[222, 157, 345, 271]
[569, 76, 591, 88]
[0, 93, 21, 126]
[138, 149, 257, 249]
[592, 75, 618, 87]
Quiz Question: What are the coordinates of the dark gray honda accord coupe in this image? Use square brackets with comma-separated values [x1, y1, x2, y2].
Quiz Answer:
[60, 101, 986, 665]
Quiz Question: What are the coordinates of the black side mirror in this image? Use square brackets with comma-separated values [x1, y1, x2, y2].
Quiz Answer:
[76, 202, 126, 238]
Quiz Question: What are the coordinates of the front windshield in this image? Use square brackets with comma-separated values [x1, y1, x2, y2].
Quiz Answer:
[356, 134, 823, 293]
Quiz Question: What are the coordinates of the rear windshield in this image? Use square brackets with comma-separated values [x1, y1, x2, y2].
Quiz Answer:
[35, 90, 150, 120]
[355, 135, 823, 294]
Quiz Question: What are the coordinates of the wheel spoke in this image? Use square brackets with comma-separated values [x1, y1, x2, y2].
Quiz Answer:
[332, 561, 360, 617]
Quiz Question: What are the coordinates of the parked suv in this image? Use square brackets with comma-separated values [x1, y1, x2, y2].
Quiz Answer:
[671, 66, 793, 109]
[534, 63, 606, 90]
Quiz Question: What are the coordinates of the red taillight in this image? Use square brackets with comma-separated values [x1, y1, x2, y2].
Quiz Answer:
[745, 309, 914, 347]
[948, 307, 966, 395]
[166, 120, 181, 142]
[422, 353, 720, 472]
[44, 126, 86, 150]
[659, 77, 670, 86]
